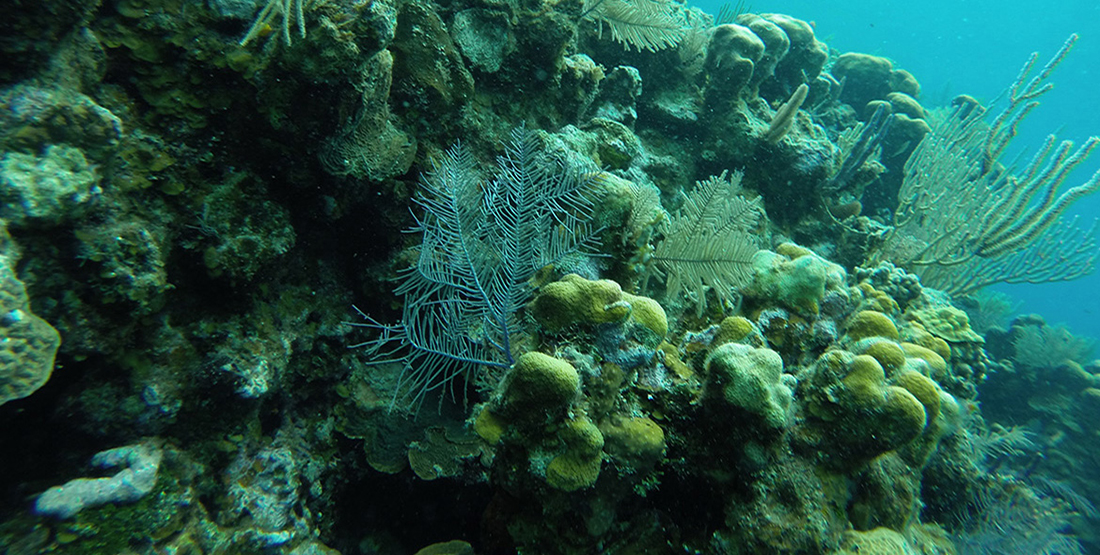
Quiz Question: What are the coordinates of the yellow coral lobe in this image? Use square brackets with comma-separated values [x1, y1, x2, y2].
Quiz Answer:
[658, 342, 694, 380]
[529, 274, 630, 331]
[622, 292, 668, 338]
[504, 352, 580, 412]
[860, 340, 906, 375]
[600, 416, 666, 468]
[894, 370, 941, 424]
[842, 355, 887, 406]
[714, 316, 754, 346]
[776, 242, 814, 259]
[900, 342, 948, 376]
[846, 310, 899, 341]
[560, 416, 605, 457]
[474, 408, 506, 445]
[908, 306, 983, 343]
[881, 386, 928, 443]
[546, 453, 602, 491]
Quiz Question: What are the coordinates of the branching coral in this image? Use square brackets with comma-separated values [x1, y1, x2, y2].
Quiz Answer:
[877, 34, 1100, 296]
[240, 0, 313, 46]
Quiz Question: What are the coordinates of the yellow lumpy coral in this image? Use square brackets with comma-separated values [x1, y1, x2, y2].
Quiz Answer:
[546, 416, 604, 491]
[529, 274, 631, 331]
[473, 407, 507, 444]
[529, 274, 667, 343]
[900, 342, 948, 376]
[894, 370, 941, 424]
[622, 291, 668, 340]
[807, 352, 928, 462]
[714, 315, 755, 346]
[600, 416, 666, 470]
[841, 355, 888, 406]
[858, 340, 907, 375]
[908, 306, 983, 343]
[846, 310, 899, 341]
[546, 451, 602, 491]
[857, 282, 899, 314]
[502, 352, 580, 415]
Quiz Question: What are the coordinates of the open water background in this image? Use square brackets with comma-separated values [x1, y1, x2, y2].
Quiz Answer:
[695, 0, 1100, 339]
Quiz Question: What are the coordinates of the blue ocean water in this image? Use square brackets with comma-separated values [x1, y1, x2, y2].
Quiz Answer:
[699, 0, 1100, 339]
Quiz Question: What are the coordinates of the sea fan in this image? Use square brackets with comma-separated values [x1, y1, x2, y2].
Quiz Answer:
[583, 0, 688, 52]
[353, 127, 601, 411]
[647, 171, 764, 316]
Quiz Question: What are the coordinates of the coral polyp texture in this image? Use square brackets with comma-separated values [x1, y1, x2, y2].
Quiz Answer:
[1, 0, 1098, 554]
[0, 256, 61, 406]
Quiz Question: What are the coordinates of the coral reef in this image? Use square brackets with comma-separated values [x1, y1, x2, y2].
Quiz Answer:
[1, 0, 1097, 554]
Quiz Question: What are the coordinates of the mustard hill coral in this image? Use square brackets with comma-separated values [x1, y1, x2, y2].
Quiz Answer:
[908, 306, 983, 343]
[546, 416, 604, 491]
[501, 352, 580, 418]
[900, 342, 948, 377]
[802, 352, 929, 466]
[599, 415, 666, 471]
[713, 315, 755, 347]
[855, 339, 907, 374]
[530, 274, 633, 331]
[529, 274, 668, 342]
[546, 449, 602, 491]
[845, 310, 900, 342]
